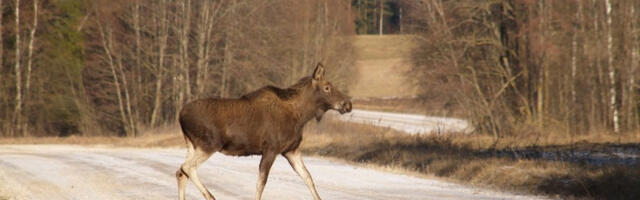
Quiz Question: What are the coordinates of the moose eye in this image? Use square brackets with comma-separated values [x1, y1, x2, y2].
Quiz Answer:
[323, 86, 331, 92]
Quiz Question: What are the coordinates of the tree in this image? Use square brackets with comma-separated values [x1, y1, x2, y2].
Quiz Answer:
[12, 0, 22, 136]
[23, 0, 38, 135]
[605, 0, 619, 133]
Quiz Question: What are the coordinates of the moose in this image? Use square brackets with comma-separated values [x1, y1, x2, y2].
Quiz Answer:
[176, 63, 352, 200]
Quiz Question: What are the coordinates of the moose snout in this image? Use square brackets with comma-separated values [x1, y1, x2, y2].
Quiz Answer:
[338, 100, 352, 114]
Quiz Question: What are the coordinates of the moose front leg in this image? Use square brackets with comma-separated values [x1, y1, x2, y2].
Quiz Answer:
[284, 150, 322, 200]
[256, 152, 276, 200]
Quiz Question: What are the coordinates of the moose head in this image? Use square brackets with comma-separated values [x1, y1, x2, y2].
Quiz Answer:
[310, 63, 352, 121]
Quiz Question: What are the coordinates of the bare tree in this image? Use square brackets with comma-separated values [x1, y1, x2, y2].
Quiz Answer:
[0, 0, 5, 133]
[180, 0, 192, 100]
[571, 0, 581, 110]
[627, 1, 638, 130]
[379, 0, 383, 35]
[0, 0, 3, 84]
[605, 0, 619, 133]
[23, 0, 38, 135]
[98, 22, 130, 136]
[12, 0, 22, 136]
[150, 0, 169, 127]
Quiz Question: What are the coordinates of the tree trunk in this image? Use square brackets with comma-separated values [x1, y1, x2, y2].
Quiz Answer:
[363, 0, 367, 34]
[379, 0, 383, 35]
[150, 0, 169, 128]
[537, 0, 546, 128]
[133, 0, 142, 126]
[195, 1, 210, 97]
[591, 0, 604, 129]
[114, 42, 136, 136]
[571, 0, 581, 108]
[0, 0, 4, 87]
[99, 25, 130, 137]
[628, 2, 638, 130]
[221, 38, 230, 98]
[23, 0, 37, 136]
[182, 0, 191, 101]
[605, 0, 619, 133]
[12, 0, 22, 136]
[399, 7, 403, 34]
[174, 0, 191, 122]
[0, 0, 3, 135]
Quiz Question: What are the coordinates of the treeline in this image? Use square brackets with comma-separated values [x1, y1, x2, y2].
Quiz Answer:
[351, 0, 413, 35]
[1, 0, 355, 137]
[409, 0, 640, 136]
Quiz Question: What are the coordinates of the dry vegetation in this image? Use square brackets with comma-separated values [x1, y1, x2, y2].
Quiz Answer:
[408, 0, 640, 138]
[302, 120, 640, 200]
[0, 127, 184, 148]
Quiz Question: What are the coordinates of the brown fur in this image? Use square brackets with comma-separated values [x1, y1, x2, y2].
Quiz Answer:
[176, 63, 351, 200]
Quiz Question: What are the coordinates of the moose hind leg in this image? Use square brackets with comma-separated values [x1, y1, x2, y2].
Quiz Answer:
[176, 167, 189, 200]
[177, 137, 196, 200]
[255, 152, 277, 200]
[181, 148, 215, 200]
[284, 150, 322, 200]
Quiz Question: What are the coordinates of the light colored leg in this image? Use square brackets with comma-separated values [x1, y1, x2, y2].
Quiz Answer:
[181, 148, 215, 200]
[255, 152, 276, 200]
[177, 138, 195, 200]
[176, 138, 195, 200]
[284, 150, 322, 200]
[176, 167, 189, 200]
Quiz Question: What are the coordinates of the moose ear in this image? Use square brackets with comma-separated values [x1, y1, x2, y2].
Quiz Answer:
[312, 63, 325, 80]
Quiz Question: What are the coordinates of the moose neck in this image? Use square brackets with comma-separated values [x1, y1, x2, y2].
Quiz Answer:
[288, 85, 323, 127]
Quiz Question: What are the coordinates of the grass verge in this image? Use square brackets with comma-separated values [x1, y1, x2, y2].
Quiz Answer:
[302, 119, 640, 200]
[0, 127, 184, 148]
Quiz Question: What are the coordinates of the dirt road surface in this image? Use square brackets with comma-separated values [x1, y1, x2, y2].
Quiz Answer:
[332, 109, 472, 134]
[0, 145, 545, 200]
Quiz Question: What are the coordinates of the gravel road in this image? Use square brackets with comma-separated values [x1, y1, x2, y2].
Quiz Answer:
[333, 109, 472, 134]
[0, 145, 546, 200]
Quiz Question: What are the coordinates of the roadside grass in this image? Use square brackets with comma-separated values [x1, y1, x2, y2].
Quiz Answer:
[302, 119, 640, 200]
[3, 119, 640, 199]
[0, 127, 184, 148]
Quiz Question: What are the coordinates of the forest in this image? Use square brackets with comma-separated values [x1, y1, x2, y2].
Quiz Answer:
[2, 0, 640, 138]
[408, 0, 640, 138]
[0, 0, 355, 136]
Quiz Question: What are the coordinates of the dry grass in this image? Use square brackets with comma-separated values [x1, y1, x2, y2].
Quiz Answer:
[0, 127, 184, 148]
[301, 119, 640, 200]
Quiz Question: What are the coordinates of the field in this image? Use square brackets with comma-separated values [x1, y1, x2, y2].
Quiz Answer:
[349, 35, 419, 98]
